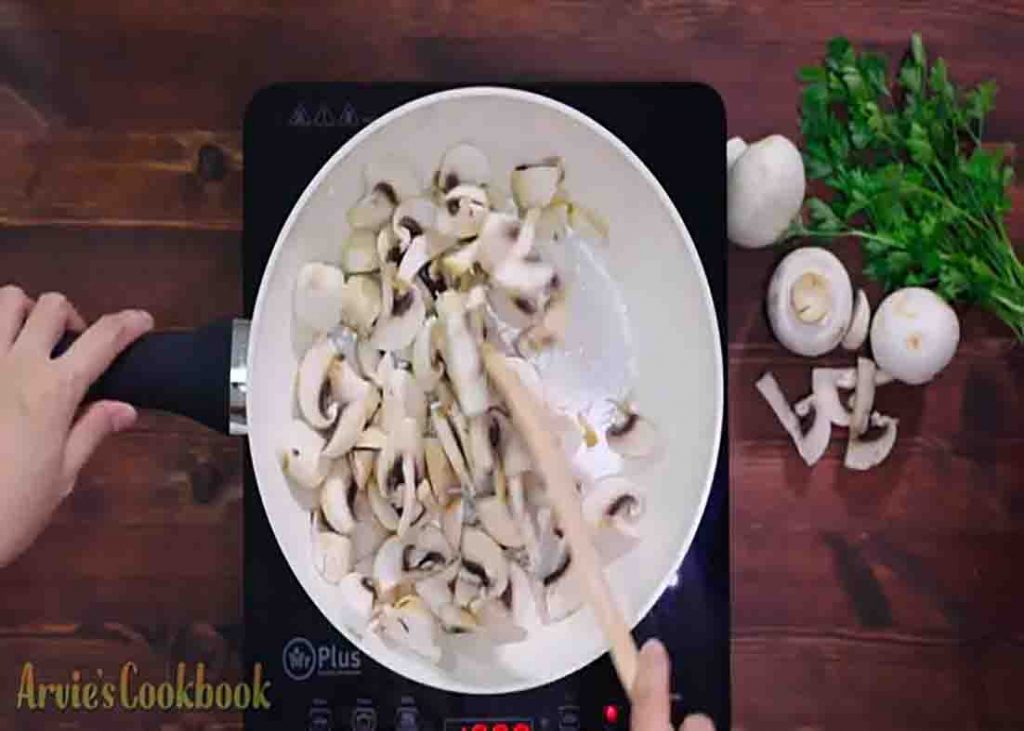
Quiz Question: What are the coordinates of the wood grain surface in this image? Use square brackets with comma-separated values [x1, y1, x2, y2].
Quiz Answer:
[1, 2, 1023, 729]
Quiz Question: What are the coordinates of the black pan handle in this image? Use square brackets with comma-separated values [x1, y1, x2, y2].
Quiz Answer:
[53, 319, 246, 435]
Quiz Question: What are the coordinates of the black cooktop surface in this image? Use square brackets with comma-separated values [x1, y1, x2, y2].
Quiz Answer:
[242, 83, 728, 731]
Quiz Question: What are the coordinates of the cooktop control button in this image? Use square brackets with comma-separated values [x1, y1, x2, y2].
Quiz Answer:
[351, 703, 377, 731]
[558, 705, 580, 731]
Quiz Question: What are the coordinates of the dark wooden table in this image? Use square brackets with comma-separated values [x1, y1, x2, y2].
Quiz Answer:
[2, 3, 1022, 728]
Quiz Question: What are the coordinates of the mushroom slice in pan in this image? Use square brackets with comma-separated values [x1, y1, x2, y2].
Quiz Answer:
[340, 274, 383, 335]
[441, 496, 465, 550]
[356, 340, 383, 384]
[412, 316, 444, 391]
[373, 595, 442, 664]
[321, 459, 358, 534]
[347, 157, 420, 231]
[311, 511, 353, 585]
[469, 595, 527, 644]
[511, 158, 564, 211]
[355, 427, 387, 451]
[401, 524, 455, 581]
[322, 365, 380, 459]
[279, 419, 329, 490]
[392, 197, 438, 247]
[476, 493, 525, 548]
[414, 561, 460, 616]
[294, 262, 345, 333]
[436, 292, 489, 418]
[581, 476, 645, 539]
[351, 490, 388, 563]
[476, 212, 523, 274]
[541, 549, 583, 623]
[436, 143, 491, 192]
[456, 527, 510, 605]
[349, 449, 376, 490]
[487, 408, 531, 478]
[605, 400, 661, 459]
[296, 335, 339, 429]
[466, 413, 496, 487]
[437, 603, 480, 635]
[397, 231, 459, 285]
[423, 436, 457, 508]
[536, 201, 570, 244]
[509, 561, 544, 631]
[338, 572, 377, 629]
[845, 412, 899, 471]
[370, 282, 427, 352]
[430, 404, 474, 494]
[438, 184, 490, 241]
[341, 229, 381, 274]
[373, 535, 406, 600]
[567, 201, 609, 244]
[368, 477, 400, 532]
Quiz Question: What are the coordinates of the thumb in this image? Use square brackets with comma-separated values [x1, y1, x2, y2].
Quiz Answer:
[631, 639, 671, 731]
[62, 401, 138, 492]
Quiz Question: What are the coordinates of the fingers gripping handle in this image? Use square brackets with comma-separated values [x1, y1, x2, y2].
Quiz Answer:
[53, 319, 244, 435]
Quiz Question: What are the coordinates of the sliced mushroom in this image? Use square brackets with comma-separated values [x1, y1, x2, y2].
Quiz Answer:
[392, 197, 438, 247]
[845, 412, 899, 471]
[441, 497, 465, 550]
[492, 255, 557, 298]
[511, 158, 563, 210]
[351, 489, 388, 562]
[849, 357, 876, 437]
[412, 316, 444, 391]
[488, 408, 531, 478]
[373, 595, 441, 664]
[842, 289, 871, 351]
[755, 371, 830, 466]
[354, 427, 387, 451]
[477, 212, 523, 274]
[414, 562, 460, 616]
[338, 274, 382, 335]
[341, 229, 381, 274]
[436, 143, 491, 192]
[605, 401, 660, 459]
[542, 550, 583, 623]
[430, 403, 474, 494]
[397, 231, 459, 284]
[401, 524, 455, 581]
[476, 494, 525, 548]
[457, 527, 510, 604]
[296, 335, 339, 429]
[509, 561, 544, 630]
[436, 292, 489, 417]
[311, 513, 353, 585]
[356, 340, 383, 384]
[439, 238, 482, 281]
[516, 296, 568, 357]
[466, 413, 496, 487]
[321, 459, 358, 534]
[438, 184, 490, 240]
[424, 436, 457, 507]
[373, 535, 406, 599]
[280, 419, 330, 490]
[294, 262, 345, 333]
[437, 603, 480, 634]
[567, 201, 610, 244]
[536, 201, 570, 244]
[370, 282, 427, 352]
[469, 596, 527, 644]
[337, 572, 377, 629]
[323, 366, 380, 459]
[581, 476, 645, 538]
[348, 158, 420, 231]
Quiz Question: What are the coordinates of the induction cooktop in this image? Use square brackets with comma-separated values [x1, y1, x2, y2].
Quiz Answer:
[241, 83, 729, 731]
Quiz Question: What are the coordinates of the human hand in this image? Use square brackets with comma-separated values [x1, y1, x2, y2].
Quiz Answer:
[0, 287, 153, 567]
[632, 639, 715, 731]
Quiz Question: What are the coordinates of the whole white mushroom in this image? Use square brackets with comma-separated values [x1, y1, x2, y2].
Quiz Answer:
[870, 287, 959, 384]
[767, 247, 853, 357]
[727, 134, 806, 248]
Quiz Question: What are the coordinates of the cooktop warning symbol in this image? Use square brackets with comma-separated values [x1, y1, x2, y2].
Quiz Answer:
[289, 104, 312, 127]
[313, 103, 336, 127]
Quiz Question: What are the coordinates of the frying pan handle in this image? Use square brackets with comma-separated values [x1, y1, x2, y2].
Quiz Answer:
[53, 319, 250, 436]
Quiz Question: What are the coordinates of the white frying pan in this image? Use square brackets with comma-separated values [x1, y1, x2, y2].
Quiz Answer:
[79, 88, 722, 694]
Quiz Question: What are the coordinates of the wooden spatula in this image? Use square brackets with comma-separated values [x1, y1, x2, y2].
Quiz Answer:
[481, 344, 640, 695]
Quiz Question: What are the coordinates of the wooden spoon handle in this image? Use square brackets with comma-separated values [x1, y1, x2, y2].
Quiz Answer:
[481, 345, 639, 694]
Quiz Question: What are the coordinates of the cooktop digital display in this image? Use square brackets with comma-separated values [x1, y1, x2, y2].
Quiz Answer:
[242, 83, 729, 731]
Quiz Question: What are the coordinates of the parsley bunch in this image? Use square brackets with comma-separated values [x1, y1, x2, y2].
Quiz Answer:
[791, 34, 1024, 339]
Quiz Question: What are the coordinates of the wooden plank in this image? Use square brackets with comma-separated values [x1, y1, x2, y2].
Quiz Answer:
[732, 631, 1024, 729]
[4, 3, 1024, 132]
[0, 130, 242, 229]
[0, 226, 241, 328]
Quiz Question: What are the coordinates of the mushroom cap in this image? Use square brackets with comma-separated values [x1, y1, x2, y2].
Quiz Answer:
[279, 419, 329, 490]
[296, 335, 339, 430]
[727, 134, 806, 248]
[341, 274, 383, 334]
[767, 247, 853, 357]
[725, 136, 748, 172]
[510, 158, 563, 211]
[294, 262, 345, 333]
[370, 284, 427, 352]
[841, 289, 871, 351]
[321, 460, 357, 534]
[869, 287, 959, 385]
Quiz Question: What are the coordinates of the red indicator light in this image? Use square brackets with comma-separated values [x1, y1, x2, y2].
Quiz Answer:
[604, 705, 619, 724]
